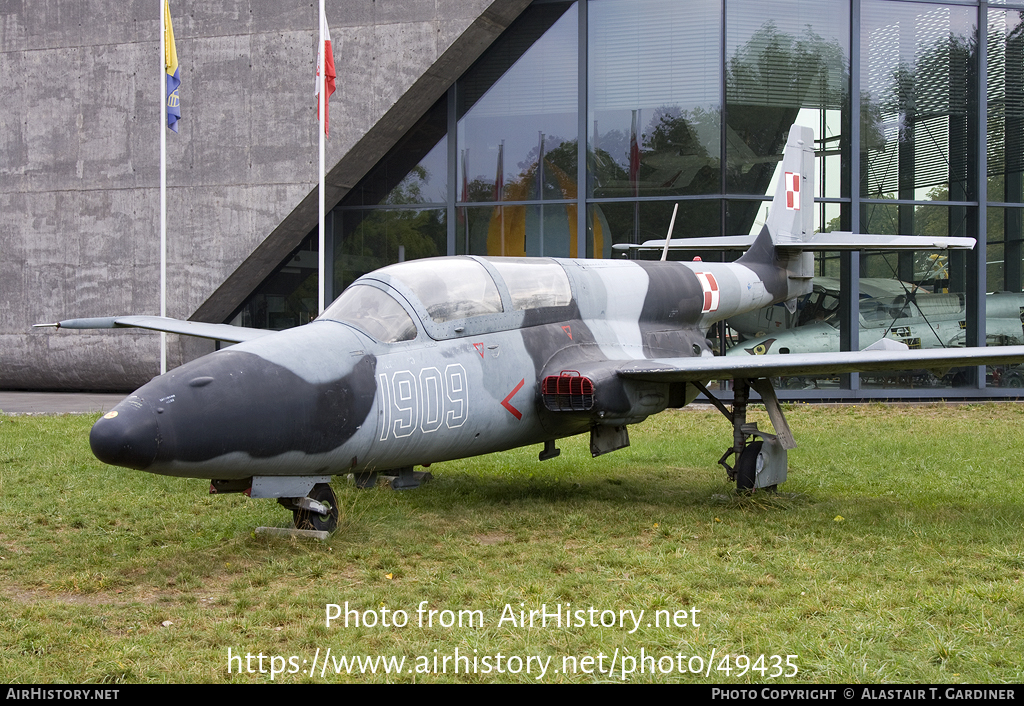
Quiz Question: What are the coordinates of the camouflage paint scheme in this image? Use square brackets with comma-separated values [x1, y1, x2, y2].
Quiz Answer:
[41, 126, 1024, 529]
[85, 247, 788, 478]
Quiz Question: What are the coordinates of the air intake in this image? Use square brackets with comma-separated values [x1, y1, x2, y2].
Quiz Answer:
[541, 371, 594, 412]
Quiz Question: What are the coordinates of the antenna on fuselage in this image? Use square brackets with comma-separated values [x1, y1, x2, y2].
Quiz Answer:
[660, 203, 679, 262]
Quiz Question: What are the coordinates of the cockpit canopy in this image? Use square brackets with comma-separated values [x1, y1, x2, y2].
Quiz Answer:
[319, 256, 573, 342]
[380, 258, 503, 323]
[487, 258, 572, 311]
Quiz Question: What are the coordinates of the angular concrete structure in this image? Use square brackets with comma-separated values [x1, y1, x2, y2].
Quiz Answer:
[2, 0, 528, 390]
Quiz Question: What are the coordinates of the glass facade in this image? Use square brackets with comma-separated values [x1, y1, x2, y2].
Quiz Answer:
[235, 0, 1024, 398]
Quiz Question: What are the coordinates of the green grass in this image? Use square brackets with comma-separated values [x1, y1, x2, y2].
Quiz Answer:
[1, 404, 1023, 683]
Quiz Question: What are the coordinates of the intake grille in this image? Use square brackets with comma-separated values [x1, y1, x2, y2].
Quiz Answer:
[541, 371, 595, 412]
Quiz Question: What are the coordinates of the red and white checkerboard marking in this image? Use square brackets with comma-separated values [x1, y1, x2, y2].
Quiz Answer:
[695, 271, 720, 313]
[785, 171, 800, 210]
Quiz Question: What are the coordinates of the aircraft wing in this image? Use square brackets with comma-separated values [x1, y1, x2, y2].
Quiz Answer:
[617, 345, 1024, 383]
[33, 316, 273, 344]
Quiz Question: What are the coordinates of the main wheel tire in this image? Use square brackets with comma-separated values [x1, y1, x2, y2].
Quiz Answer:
[736, 440, 763, 494]
[293, 483, 339, 532]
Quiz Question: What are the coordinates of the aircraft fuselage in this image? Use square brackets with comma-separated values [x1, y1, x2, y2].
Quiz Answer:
[89, 255, 789, 480]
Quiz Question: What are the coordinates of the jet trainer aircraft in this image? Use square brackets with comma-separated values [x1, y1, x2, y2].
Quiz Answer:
[37, 126, 1024, 532]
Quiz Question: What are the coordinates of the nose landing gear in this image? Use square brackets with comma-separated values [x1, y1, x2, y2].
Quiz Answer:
[291, 483, 339, 533]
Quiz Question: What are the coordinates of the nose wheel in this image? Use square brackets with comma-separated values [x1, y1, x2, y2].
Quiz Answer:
[292, 483, 339, 533]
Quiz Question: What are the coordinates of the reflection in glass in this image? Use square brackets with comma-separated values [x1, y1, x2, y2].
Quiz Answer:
[487, 258, 572, 310]
[989, 207, 1024, 293]
[230, 232, 319, 330]
[861, 1, 978, 202]
[988, 9, 1024, 343]
[726, 0, 849, 200]
[457, 204, 608, 258]
[457, 2, 577, 204]
[985, 204, 1024, 384]
[589, 0, 721, 199]
[345, 99, 448, 207]
[333, 209, 446, 294]
[856, 214, 969, 389]
[987, 10, 1024, 205]
[379, 258, 502, 323]
[596, 200, 722, 252]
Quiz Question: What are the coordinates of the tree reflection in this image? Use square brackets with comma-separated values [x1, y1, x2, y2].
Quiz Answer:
[335, 166, 446, 291]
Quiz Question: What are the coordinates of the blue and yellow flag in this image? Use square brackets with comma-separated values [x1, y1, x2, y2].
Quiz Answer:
[164, 0, 181, 132]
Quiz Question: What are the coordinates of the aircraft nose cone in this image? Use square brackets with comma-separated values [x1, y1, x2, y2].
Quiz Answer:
[89, 398, 160, 470]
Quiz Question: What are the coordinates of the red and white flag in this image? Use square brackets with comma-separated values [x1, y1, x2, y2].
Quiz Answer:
[315, 8, 336, 137]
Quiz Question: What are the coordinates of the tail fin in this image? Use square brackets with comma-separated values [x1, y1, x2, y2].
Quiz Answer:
[765, 125, 815, 246]
[734, 125, 816, 309]
[615, 122, 975, 256]
[758, 124, 973, 251]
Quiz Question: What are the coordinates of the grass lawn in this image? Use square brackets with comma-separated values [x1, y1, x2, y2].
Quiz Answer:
[1, 403, 1022, 683]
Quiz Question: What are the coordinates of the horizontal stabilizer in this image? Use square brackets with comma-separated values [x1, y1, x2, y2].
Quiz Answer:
[614, 236, 757, 253]
[614, 126, 974, 257]
[617, 232, 976, 254]
[33, 316, 271, 344]
[799, 232, 975, 251]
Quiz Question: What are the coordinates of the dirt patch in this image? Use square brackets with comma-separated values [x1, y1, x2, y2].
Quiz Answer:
[4, 585, 229, 607]
[473, 532, 510, 545]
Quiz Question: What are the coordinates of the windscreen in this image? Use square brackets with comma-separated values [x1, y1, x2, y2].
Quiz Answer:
[319, 285, 417, 342]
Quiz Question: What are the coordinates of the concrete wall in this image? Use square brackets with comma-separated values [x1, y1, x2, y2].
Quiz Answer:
[1, 0, 508, 390]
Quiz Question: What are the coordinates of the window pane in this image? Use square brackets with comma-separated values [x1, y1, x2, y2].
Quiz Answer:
[984, 205, 1024, 387]
[861, 1, 978, 202]
[456, 203, 589, 258]
[988, 9, 1024, 204]
[230, 232, 318, 330]
[320, 285, 417, 343]
[380, 258, 503, 323]
[595, 200, 723, 252]
[457, 3, 578, 204]
[589, 0, 722, 199]
[345, 99, 448, 206]
[332, 209, 447, 293]
[488, 258, 572, 309]
[726, 0, 850, 198]
[989, 207, 1024, 293]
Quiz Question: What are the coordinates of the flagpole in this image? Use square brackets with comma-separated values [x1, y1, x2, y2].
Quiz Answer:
[159, 0, 167, 375]
[537, 131, 545, 256]
[318, 0, 326, 315]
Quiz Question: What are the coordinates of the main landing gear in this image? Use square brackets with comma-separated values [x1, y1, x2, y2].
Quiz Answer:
[693, 377, 795, 493]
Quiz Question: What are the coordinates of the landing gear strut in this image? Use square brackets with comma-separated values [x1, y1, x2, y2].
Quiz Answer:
[695, 377, 794, 492]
